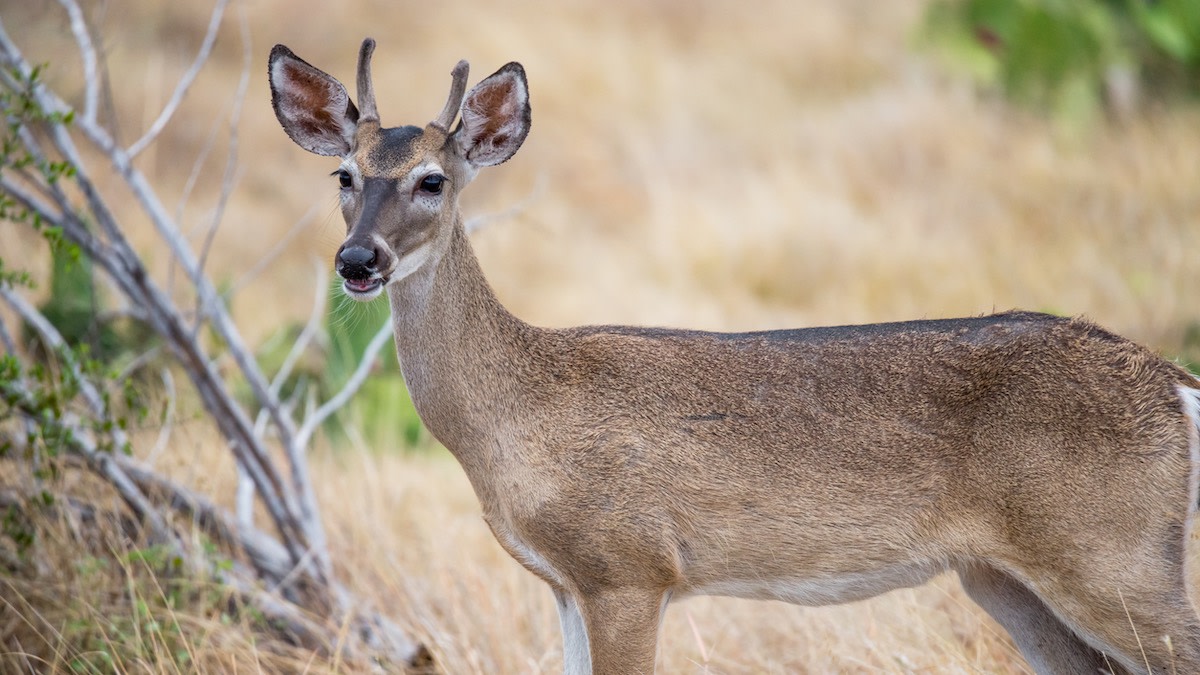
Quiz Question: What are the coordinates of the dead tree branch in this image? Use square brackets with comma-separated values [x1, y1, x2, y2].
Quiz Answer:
[0, 2, 424, 668]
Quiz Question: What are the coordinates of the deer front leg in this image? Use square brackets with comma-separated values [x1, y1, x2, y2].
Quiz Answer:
[577, 586, 667, 675]
[553, 587, 592, 675]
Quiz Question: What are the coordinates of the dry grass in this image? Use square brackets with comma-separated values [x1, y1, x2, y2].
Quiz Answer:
[3, 0, 1199, 672]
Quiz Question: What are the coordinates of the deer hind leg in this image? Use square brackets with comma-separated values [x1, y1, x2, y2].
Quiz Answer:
[960, 535, 1200, 675]
[1063, 557, 1200, 675]
[957, 563, 1122, 674]
[576, 586, 666, 675]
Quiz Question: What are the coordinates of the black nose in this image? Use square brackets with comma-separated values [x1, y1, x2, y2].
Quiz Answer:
[337, 245, 378, 279]
[339, 245, 376, 267]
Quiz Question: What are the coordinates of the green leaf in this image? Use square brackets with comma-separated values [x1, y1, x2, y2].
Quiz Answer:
[1138, 5, 1194, 61]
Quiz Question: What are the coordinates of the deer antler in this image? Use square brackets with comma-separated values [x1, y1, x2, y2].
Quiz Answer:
[356, 38, 379, 123]
[432, 60, 470, 132]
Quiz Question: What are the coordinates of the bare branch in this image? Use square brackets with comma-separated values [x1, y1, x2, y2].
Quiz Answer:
[110, 453, 296, 584]
[0, 291, 176, 550]
[230, 200, 325, 295]
[0, 307, 16, 354]
[1, 59, 314, 564]
[56, 0, 99, 125]
[294, 320, 394, 451]
[0, 65, 313, 573]
[0, 9, 426, 663]
[144, 366, 176, 467]
[3, 27, 329, 585]
[272, 261, 329, 409]
[243, 260, 328, 528]
[464, 173, 546, 234]
[193, 7, 252, 322]
[125, 0, 229, 159]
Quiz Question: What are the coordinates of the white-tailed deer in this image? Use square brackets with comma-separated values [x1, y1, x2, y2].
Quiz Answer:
[269, 39, 1200, 674]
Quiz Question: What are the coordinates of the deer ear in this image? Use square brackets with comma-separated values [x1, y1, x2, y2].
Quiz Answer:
[269, 45, 359, 156]
[454, 62, 531, 168]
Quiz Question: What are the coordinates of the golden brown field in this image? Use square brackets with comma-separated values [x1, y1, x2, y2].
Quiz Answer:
[3, 0, 1199, 672]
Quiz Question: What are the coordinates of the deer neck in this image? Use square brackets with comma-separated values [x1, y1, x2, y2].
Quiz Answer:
[385, 222, 541, 467]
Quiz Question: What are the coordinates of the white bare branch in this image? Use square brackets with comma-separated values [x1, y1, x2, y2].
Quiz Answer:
[0, 19, 316, 573]
[125, 0, 229, 159]
[0, 6, 427, 666]
[56, 0, 99, 125]
[144, 366, 177, 467]
[0, 288, 178, 551]
[230, 200, 325, 295]
[193, 6, 252, 315]
[294, 320, 394, 452]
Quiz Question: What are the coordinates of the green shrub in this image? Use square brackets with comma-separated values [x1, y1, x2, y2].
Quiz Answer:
[255, 282, 427, 452]
[921, 0, 1200, 117]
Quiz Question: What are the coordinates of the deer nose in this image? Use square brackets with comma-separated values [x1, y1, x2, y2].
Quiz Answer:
[339, 245, 376, 267]
[336, 245, 378, 279]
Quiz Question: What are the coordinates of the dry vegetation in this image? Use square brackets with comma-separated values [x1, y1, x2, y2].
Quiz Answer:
[2, 0, 1198, 672]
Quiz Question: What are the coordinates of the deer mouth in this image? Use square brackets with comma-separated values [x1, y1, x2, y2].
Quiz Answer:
[342, 276, 385, 300]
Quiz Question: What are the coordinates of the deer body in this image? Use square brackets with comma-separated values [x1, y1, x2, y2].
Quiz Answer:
[270, 39, 1200, 674]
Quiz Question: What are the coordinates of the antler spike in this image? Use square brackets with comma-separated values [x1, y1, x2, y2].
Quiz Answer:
[432, 60, 470, 132]
[356, 38, 379, 123]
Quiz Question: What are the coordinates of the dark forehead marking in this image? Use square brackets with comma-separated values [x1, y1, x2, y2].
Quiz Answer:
[360, 125, 424, 173]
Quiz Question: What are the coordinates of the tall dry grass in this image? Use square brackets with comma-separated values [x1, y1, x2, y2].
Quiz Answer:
[2, 0, 1199, 672]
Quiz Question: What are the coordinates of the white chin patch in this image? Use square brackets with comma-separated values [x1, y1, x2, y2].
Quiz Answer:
[387, 241, 434, 284]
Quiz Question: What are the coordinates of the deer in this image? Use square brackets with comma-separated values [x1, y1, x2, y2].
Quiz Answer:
[268, 38, 1200, 675]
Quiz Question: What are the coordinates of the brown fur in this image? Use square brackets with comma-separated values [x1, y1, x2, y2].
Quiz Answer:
[269, 41, 1200, 674]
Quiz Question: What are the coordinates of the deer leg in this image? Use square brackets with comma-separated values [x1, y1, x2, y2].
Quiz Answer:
[553, 587, 592, 675]
[1016, 521, 1200, 674]
[957, 563, 1123, 674]
[1100, 592, 1200, 675]
[1058, 562, 1200, 675]
[577, 586, 665, 675]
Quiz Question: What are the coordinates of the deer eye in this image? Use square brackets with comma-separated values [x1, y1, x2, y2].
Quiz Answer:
[334, 169, 353, 190]
[418, 174, 445, 195]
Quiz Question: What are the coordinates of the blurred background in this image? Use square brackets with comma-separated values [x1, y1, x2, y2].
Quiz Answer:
[6, 0, 1198, 341]
[2, 0, 1199, 672]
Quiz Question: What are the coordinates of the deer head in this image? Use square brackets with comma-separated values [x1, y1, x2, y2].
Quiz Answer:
[267, 39, 531, 301]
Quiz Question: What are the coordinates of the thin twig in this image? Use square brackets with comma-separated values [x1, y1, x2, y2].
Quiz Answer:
[144, 366, 176, 467]
[242, 260, 328, 527]
[1117, 587, 1152, 675]
[56, 0, 99, 125]
[193, 7, 251, 324]
[0, 23, 314, 571]
[230, 200, 325, 295]
[270, 261, 329, 412]
[294, 320, 394, 451]
[0, 351, 175, 551]
[0, 309, 16, 353]
[464, 173, 546, 234]
[125, 0, 229, 159]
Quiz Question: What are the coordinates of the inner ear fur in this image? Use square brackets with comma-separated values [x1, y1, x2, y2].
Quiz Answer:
[269, 44, 359, 157]
[456, 62, 531, 168]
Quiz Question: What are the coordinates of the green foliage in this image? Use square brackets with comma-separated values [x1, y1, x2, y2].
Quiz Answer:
[325, 281, 399, 377]
[0, 347, 146, 460]
[921, 0, 1200, 117]
[59, 548, 211, 674]
[255, 281, 427, 451]
[1183, 321, 1200, 377]
[1, 63, 80, 287]
[27, 242, 157, 365]
[323, 286, 425, 448]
